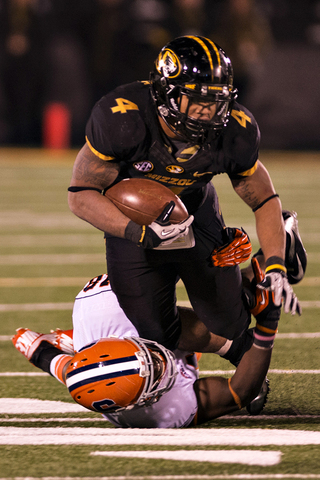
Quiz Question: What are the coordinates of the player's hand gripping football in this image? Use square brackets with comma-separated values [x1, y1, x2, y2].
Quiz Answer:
[210, 227, 252, 267]
[125, 201, 194, 249]
[257, 258, 301, 316]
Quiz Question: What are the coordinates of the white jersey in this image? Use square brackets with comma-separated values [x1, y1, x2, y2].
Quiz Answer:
[72, 274, 199, 428]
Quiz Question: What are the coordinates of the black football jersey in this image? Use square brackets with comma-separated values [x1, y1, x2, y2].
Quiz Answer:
[85, 81, 260, 201]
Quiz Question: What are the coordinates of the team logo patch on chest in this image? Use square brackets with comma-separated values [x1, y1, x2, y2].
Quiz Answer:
[133, 161, 154, 172]
[166, 165, 184, 174]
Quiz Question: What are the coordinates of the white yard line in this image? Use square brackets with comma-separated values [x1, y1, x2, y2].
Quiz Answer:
[1, 369, 320, 376]
[0, 234, 103, 247]
[2, 332, 320, 342]
[2, 415, 320, 422]
[2, 427, 320, 446]
[0, 303, 74, 312]
[0, 278, 91, 287]
[1, 399, 320, 418]
[0, 276, 319, 287]
[90, 450, 282, 467]
[1, 476, 320, 480]
[0, 254, 104, 265]
[0, 301, 319, 313]
[178, 300, 320, 308]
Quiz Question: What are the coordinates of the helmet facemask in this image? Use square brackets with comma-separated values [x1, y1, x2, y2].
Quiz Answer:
[152, 76, 237, 144]
[132, 336, 177, 408]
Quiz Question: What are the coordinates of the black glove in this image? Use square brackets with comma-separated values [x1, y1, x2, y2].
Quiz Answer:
[258, 256, 301, 315]
[125, 201, 194, 249]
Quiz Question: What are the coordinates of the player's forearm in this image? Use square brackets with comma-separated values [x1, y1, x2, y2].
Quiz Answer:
[255, 198, 286, 261]
[68, 190, 130, 238]
[229, 344, 272, 407]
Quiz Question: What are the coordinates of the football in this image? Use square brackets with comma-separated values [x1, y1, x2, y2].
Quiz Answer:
[104, 178, 188, 225]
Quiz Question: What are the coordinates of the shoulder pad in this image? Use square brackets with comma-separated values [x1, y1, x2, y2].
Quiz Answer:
[223, 102, 260, 178]
[86, 83, 150, 158]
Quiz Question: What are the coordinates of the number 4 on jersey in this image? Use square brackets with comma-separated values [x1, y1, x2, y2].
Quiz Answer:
[231, 109, 252, 128]
[111, 98, 139, 114]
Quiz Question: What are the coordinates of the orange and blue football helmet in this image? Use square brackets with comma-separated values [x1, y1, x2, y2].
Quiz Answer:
[65, 337, 177, 413]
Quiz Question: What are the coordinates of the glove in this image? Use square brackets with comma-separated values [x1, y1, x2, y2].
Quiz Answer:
[211, 227, 252, 267]
[125, 201, 194, 249]
[257, 256, 301, 316]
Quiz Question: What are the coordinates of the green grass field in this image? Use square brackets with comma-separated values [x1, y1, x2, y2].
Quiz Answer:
[0, 147, 320, 479]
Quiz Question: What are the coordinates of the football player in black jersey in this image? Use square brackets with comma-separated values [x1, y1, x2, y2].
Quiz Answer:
[68, 36, 303, 364]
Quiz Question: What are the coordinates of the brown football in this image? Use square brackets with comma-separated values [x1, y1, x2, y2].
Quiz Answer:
[104, 178, 188, 225]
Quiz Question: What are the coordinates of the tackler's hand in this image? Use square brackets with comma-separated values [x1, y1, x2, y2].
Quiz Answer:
[247, 257, 281, 329]
[211, 227, 252, 267]
[257, 257, 301, 316]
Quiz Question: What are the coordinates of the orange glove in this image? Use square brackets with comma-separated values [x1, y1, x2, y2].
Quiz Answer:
[248, 257, 281, 349]
[211, 227, 252, 267]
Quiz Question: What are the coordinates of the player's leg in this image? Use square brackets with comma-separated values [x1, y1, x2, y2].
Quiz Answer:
[106, 235, 181, 350]
[180, 258, 251, 340]
[12, 328, 73, 384]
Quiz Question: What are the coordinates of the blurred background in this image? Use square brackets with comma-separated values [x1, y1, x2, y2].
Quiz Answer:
[0, 0, 319, 150]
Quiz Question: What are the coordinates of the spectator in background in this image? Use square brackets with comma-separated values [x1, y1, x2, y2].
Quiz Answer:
[209, 0, 274, 104]
[0, 0, 43, 144]
[90, 0, 127, 99]
[170, 0, 207, 37]
[0, 0, 96, 147]
[36, 0, 96, 146]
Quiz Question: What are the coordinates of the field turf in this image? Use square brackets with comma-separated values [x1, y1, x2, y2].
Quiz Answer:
[0, 148, 319, 479]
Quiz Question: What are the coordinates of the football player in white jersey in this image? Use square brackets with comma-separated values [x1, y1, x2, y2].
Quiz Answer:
[13, 257, 282, 428]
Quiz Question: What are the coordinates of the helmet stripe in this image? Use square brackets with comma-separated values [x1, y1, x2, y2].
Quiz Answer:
[206, 38, 222, 82]
[66, 355, 138, 379]
[66, 359, 141, 392]
[186, 36, 220, 82]
[67, 367, 140, 393]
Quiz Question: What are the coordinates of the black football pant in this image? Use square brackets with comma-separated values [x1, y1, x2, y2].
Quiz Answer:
[105, 183, 251, 351]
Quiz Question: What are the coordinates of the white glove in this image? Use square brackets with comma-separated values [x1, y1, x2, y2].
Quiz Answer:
[125, 201, 194, 249]
[147, 215, 194, 248]
[258, 270, 301, 315]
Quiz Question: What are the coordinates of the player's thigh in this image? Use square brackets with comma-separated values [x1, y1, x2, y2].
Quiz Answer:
[180, 261, 250, 339]
[106, 236, 181, 349]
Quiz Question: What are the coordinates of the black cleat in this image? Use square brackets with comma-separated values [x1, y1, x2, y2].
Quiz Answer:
[246, 378, 270, 415]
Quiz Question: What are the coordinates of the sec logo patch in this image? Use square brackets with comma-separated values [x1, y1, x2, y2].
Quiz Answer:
[166, 165, 184, 174]
[133, 161, 154, 172]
